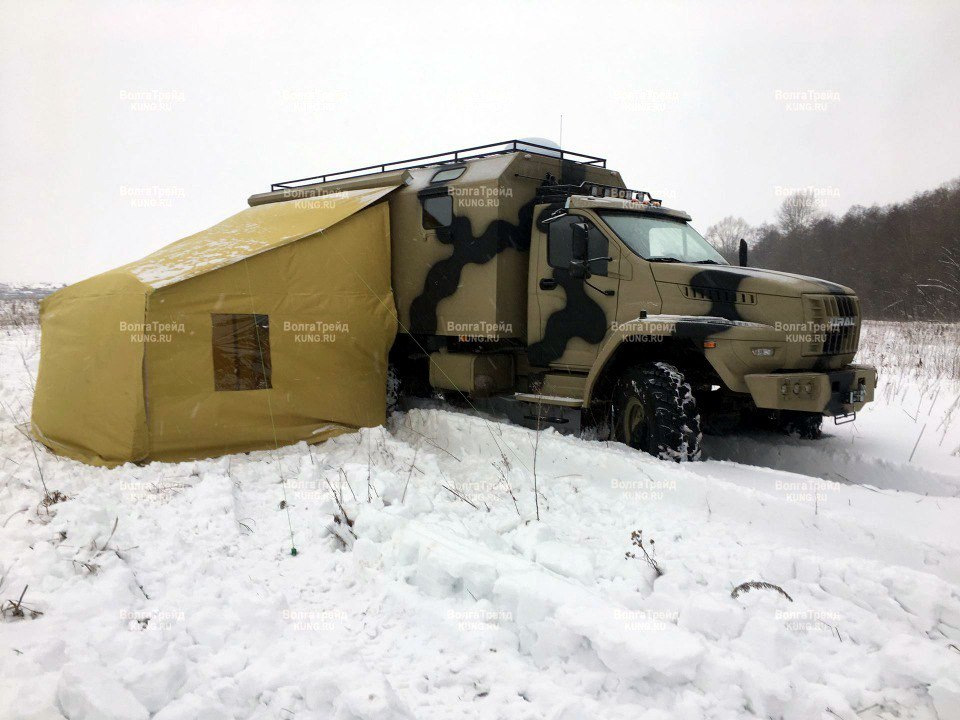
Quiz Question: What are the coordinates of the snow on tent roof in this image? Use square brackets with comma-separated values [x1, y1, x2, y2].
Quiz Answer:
[117, 185, 397, 289]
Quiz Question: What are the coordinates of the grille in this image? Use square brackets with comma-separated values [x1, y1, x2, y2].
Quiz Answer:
[802, 294, 860, 356]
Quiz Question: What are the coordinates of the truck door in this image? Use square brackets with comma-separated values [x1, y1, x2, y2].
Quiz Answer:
[527, 212, 620, 369]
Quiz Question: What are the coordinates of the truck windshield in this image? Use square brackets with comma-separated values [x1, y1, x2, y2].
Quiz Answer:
[598, 211, 728, 265]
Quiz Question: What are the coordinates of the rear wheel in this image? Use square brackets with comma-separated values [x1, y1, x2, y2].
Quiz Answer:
[613, 362, 702, 461]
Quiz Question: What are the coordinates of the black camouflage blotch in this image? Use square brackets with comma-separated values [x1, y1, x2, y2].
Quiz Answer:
[694, 265, 849, 296]
[410, 161, 602, 350]
[688, 269, 747, 322]
[527, 181, 607, 365]
[527, 265, 607, 367]
[409, 198, 535, 335]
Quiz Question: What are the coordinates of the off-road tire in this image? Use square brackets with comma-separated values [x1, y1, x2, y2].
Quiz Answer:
[613, 362, 702, 461]
[777, 411, 823, 439]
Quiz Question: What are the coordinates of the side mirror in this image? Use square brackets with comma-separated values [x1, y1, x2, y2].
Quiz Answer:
[570, 222, 591, 279]
[738, 238, 748, 267]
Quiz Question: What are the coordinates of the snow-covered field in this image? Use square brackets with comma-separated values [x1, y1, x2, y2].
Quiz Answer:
[1, 311, 959, 720]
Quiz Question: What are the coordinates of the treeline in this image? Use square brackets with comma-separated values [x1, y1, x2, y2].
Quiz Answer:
[706, 179, 960, 320]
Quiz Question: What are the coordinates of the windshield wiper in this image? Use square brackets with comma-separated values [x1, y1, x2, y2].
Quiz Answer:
[691, 259, 723, 265]
[645, 256, 683, 263]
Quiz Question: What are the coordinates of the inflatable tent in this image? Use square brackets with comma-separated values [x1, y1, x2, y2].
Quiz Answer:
[31, 186, 398, 466]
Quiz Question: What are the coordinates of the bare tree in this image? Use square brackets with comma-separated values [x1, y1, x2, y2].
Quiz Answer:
[776, 190, 821, 234]
[750, 176, 960, 320]
[919, 246, 960, 317]
[705, 216, 753, 257]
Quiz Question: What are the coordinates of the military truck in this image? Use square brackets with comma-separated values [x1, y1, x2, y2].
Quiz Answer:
[249, 140, 877, 461]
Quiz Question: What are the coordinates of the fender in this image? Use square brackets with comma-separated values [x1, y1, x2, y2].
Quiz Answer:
[582, 314, 780, 404]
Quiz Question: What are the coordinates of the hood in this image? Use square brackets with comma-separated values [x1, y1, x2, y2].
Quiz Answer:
[649, 263, 854, 298]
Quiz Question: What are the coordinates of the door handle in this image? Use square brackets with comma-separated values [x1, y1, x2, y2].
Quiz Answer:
[539, 278, 558, 291]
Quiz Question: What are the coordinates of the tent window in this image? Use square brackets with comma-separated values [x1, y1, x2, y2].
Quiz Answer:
[211, 314, 272, 391]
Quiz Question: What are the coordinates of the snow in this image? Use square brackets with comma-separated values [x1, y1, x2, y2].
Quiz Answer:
[124, 219, 284, 288]
[1, 316, 959, 719]
[56, 664, 149, 720]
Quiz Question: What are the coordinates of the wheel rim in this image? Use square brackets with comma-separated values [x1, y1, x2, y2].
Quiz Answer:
[622, 396, 647, 447]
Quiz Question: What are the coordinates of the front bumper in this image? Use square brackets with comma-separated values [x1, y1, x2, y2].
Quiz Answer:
[744, 364, 877, 416]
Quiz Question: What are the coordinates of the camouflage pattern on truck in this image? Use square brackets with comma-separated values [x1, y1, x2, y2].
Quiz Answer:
[249, 142, 877, 439]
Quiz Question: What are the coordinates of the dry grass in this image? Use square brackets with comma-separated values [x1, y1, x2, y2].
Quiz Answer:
[856, 321, 960, 383]
[625, 529, 663, 578]
[855, 321, 960, 414]
[1, 585, 44, 620]
[0, 299, 40, 328]
[730, 580, 794, 602]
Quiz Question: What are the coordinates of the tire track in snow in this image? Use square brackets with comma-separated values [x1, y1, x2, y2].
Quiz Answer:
[703, 432, 960, 499]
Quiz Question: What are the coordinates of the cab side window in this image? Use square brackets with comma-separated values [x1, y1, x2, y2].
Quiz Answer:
[547, 216, 609, 276]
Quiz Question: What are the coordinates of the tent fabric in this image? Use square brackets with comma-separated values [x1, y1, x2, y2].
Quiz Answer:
[119, 185, 397, 288]
[31, 186, 399, 466]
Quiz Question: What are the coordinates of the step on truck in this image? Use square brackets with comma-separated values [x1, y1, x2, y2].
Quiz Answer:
[249, 140, 877, 461]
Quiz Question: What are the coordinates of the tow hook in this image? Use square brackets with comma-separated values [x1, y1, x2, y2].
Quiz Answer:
[845, 382, 867, 404]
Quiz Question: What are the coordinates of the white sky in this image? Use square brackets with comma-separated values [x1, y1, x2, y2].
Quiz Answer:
[2, 0, 959, 284]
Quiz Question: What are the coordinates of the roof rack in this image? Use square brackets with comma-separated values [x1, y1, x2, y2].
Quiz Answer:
[269, 139, 607, 191]
[536, 180, 662, 206]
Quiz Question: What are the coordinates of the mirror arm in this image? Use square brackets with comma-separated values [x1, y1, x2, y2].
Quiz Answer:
[584, 279, 615, 297]
[568, 259, 588, 278]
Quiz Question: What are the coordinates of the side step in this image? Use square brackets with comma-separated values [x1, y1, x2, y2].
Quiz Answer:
[513, 393, 582, 408]
[480, 393, 583, 435]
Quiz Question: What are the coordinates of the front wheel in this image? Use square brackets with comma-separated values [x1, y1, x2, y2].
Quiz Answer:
[613, 362, 702, 462]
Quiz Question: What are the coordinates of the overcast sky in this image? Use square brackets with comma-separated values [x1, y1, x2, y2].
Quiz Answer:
[2, 0, 958, 284]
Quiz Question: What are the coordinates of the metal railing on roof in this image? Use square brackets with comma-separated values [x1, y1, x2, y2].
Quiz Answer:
[269, 139, 607, 191]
